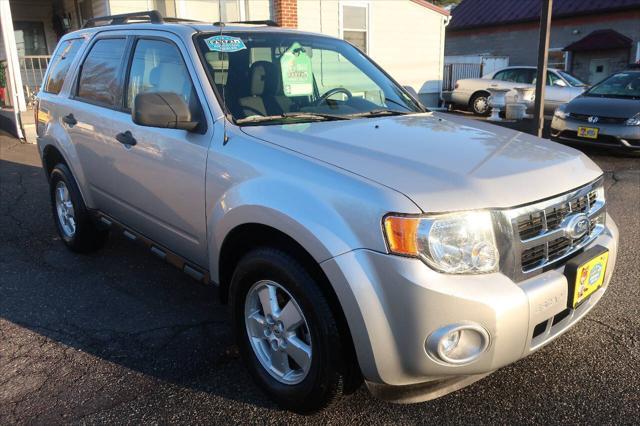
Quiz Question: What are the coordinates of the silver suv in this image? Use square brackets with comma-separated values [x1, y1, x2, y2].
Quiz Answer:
[36, 12, 619, 413]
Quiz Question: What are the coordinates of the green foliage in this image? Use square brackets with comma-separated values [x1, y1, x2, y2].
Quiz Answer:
[433, 0, 463, 6]
[0, 66, 6, 88]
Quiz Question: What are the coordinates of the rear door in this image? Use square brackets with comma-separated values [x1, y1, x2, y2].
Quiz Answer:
[65, 35, 131, 213]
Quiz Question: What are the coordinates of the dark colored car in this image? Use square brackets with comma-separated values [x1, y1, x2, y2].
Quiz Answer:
[551, 70, 640, 152]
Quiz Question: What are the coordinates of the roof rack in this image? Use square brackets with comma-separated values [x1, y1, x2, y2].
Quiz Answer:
[83, 10, 164, 28]
[213, 20, 279, 27]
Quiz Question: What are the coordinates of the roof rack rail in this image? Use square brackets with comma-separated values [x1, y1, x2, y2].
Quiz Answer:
[213, 20, 279, 27]
[82, 10, 164, 28]
[163, 17, 205, 24]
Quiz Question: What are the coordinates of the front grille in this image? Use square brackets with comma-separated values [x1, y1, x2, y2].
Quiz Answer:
[516, 192, 592, 242]
[505, 179, 606, 280]
[567, 113, 628, 125]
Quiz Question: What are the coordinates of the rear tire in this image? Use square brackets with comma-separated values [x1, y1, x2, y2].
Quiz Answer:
[49, 163, 108, 253]
[470, 92, 490, 116]
[229, 247, 347, 414]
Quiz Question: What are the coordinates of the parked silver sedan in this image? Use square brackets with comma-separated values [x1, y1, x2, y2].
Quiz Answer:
[443, 66, 587, 115]
[551, 70, 640, 152]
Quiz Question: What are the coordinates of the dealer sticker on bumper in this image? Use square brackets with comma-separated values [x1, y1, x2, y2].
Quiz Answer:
[571, 251, 609, 308]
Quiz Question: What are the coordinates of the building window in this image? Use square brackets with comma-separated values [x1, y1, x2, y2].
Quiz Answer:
[13, 21, 48, 56]
[548, 49, 568, 71]
[153, 0, 177, 18]
[219, 0, 245, 21]
[341, 2, 369, 53]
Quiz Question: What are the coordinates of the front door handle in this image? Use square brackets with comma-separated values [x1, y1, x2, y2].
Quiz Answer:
[115, 131, 137, 146]
[62, 113, 77, 126]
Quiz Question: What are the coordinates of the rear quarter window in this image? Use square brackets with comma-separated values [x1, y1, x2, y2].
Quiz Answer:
[76, 38, 127, 107]
[44, 38, 84, 94]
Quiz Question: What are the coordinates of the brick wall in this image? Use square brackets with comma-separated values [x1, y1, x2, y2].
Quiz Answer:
[274, 0, 298, 28]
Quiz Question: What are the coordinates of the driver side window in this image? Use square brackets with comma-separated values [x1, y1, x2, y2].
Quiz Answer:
[547, 72, 565, 86]
[126, 38, 198, 111]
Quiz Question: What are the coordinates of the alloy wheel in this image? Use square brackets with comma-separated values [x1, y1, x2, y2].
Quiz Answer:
[474, 96, 489, 114]
[55, 181, 76, 237]
[244, 280, 312, 385]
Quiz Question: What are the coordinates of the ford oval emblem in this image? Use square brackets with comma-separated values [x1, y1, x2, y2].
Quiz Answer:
[564, 213, 590, 239]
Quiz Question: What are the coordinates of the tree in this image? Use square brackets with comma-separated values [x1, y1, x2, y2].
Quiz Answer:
[432, 0, 463, 7]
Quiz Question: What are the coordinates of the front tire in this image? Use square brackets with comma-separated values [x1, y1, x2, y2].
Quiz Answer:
[49, 163, 108, 253]
[229, 248, 347, 413]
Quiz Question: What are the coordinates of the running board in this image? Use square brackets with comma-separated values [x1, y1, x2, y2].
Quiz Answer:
[93, 211, 211, 285]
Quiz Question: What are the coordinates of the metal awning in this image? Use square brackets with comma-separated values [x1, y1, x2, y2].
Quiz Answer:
[564, 29, 633, 52]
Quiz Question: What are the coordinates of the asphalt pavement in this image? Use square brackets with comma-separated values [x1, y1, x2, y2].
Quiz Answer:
[1, 130, 638, 424]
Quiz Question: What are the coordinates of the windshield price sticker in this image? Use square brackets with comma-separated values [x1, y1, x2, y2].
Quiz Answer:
[205, 35, 247, 52]
[281, 42, 314, 97]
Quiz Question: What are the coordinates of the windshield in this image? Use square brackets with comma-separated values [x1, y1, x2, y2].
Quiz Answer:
[195, 32, 423, 124]
[557, 70, 587, 87]
[585, 72, 640, 99]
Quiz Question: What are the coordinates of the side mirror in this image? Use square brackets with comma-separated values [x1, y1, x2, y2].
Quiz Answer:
[132, 92, 199, 131]
[403, 85, 419, 98]
[403, 85, 424, 107]
[554, 79, 568, 87]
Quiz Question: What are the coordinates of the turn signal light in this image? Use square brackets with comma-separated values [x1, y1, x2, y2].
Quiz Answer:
[383, 216, 420, 256]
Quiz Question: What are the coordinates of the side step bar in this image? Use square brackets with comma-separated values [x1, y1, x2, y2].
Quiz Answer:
[95, 212, 211, 285]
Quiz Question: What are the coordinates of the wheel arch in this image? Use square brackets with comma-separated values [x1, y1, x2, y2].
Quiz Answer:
[218, 222, 362, 391]
[42, 144, 69, 179]
[468, 90, 492, 115]
[39, 138, 93, 207]
[469, 90, 491, 106]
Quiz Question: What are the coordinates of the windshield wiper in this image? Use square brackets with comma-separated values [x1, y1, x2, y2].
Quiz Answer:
[347, 108, 410, 118]
[236, 112, 350, 125]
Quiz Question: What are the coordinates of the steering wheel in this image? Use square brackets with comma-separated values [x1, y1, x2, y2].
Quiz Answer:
[315, 87, 353, 105]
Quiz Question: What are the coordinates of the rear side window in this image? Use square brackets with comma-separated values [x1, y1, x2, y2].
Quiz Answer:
[77, 38, 127, 107]
[493, 70, 511, 81]
[44, 39, 83, 94]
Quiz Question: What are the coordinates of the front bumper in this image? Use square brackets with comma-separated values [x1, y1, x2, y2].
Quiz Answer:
[551, 116, 640, 150]
[321, 214, 618, 401]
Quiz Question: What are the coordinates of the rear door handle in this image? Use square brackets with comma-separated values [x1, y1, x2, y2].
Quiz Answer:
[115, 131, 137, 146]
[62, 113, 77, 126]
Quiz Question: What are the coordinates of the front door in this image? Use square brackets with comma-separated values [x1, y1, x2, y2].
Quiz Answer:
[107, 35, 213, 267]
[589, 59, 610, 85]
[69, 32, 213, 267]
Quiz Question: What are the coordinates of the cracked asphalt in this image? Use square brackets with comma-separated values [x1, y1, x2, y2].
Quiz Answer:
[1, 130, 639, 424]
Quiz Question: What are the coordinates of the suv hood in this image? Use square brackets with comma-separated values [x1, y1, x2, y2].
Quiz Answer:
[241, 112, 602, 212]
[567, 95, 640, 118]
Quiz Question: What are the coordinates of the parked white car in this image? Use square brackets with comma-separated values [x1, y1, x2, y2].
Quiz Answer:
[443, 66, 588, 115]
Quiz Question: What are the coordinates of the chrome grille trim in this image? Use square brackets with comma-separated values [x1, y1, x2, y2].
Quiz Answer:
[500, 177, 606, 282]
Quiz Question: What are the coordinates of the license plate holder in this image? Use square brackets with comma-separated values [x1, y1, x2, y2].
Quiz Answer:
[564, 245, 609, 309]
[577, 126, 599, 139]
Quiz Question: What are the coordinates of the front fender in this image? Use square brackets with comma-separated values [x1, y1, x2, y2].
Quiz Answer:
[205, 128, 421, 283]
[207, 175, 415, 283]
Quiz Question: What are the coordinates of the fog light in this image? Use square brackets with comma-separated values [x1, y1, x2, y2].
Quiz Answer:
[426, 323, 490, 365]
[440, 330, 461, 355]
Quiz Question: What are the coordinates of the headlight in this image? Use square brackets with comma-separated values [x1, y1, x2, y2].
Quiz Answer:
[383, 211, 499, 274]
[554, 104, 567, 119]
[625, 113, 640, 126]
